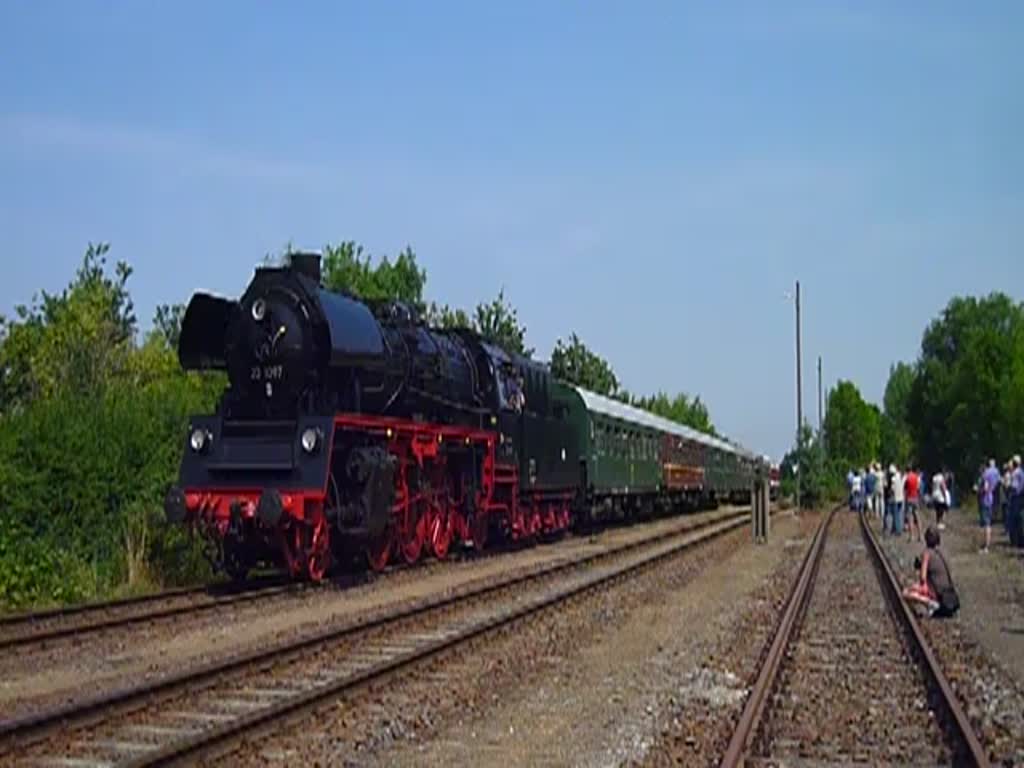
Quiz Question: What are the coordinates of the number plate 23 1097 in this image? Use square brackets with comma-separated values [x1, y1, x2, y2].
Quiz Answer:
[251, 365, 284, 381]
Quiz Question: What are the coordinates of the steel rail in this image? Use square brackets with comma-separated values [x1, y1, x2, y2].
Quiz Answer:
[0, 508, 748, 758]
[719, 505, 836, 767]
[0, 504, 750, 651]
[0, 578, 303, 652]
[720, 506, 990, 768]
[124, 512, 750, 767]
[0, 585, 204, 627]
[859, 510, 990, 767]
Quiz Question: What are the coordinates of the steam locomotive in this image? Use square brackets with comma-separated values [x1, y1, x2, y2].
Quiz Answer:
[165, 253, 764, 581]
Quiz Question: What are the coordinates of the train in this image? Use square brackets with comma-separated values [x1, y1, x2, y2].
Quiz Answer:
[164, 253, 768, 581]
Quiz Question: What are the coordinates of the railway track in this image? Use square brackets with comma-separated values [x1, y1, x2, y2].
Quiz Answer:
[0, 577, 305, 652]
[0, 508, 749, 768]
[721, 507, 989, 767]
[0, 506, 745, 657]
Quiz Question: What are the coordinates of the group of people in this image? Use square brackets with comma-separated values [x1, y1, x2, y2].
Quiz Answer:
[847, 463, 962, 619]
[846, 464, 952, 541]
[866, 454, 1024, 621]
[974, 455, 1024, 552]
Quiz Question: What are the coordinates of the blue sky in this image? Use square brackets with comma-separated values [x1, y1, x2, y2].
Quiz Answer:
[2, 2, 1021, 460]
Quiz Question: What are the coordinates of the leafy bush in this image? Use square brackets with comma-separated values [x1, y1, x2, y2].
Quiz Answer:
[0, 246, 224, 609]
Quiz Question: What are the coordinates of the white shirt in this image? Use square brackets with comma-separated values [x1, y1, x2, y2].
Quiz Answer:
[892, 471, 905, 503]
[852, 474, 863, 494]
[873, 470, 885, 494]
[932, 474, 949, 505]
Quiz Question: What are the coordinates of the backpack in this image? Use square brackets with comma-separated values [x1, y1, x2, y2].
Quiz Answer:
[932, 550, 960, 617]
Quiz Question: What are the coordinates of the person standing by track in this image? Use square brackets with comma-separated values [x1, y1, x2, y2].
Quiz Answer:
[864, 464, 878, 518]
[932, 470, 951, 531]
[851, 469, 864, 513]
[891, 464, 905, 536]
[1002, 461, 1012, 536]
[1009, 456, 1024, 548]
[873, 462, 885, 522]
[979, 459, 1000, 553]
[904, 466, 921, 543]
[884, 464, 898, 533]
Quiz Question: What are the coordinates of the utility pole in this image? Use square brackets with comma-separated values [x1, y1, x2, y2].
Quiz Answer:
[817, 355, 823, 432]
[795, 279, 802, 510]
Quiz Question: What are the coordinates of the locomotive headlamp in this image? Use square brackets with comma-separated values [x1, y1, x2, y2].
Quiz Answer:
[251, 298, 266, 322]
[301, 427, 321, 454]
[190, 428, 211, 453]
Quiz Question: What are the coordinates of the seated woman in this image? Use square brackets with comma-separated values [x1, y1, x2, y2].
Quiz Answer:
[902, 526, 959, 618]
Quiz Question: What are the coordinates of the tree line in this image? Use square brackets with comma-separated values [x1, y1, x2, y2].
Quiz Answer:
[782, 292, 1024, 507]
[0, 240, 716, 609]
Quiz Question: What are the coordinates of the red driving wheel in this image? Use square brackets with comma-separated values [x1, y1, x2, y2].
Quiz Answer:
[365, 532, 391, 572]
[430, 501, 452, 560]
[305, 515, 331, 582]
[400, 505, 427, 565]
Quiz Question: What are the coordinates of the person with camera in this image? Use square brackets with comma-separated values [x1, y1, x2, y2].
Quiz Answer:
[902, 525, 959, 618]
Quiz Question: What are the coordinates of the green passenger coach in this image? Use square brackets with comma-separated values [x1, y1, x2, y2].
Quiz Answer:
[567, 386, 759, 524]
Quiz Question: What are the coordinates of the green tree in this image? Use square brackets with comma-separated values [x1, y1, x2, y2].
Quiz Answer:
[0, 245, 220, 608]
[152, 303, 186, 350]
[880, 362, 914, 467]
[0, 243, 136, 410]
[908, 293, 1024, 482]
[425, 302, 472, 330]
[823, 380, 880, 471]
[550, 333, 619, 395]
[780, 425, 831, 509]
[632, 391, 716, 436]
[472, 288, 532, 356]
[321, 241, 427, 310]
[0, 311, 43, 411]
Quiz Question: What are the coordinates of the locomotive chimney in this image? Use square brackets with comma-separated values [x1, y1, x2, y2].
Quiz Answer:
[290, 252, 322, 284]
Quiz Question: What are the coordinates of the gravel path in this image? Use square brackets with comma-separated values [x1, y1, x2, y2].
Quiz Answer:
[332, 510, 818, 768]
[756, 511, 951, 765]
[638, 512, 820, 767]
[878, 506, 1024, 766]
